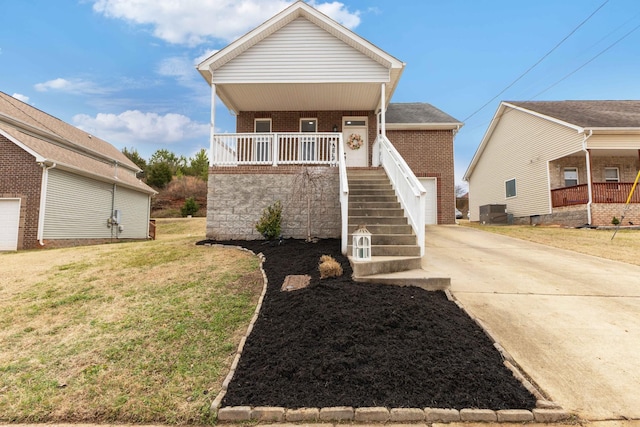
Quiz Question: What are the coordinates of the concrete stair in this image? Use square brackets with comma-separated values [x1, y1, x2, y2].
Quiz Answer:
[346, 168, 450, 290]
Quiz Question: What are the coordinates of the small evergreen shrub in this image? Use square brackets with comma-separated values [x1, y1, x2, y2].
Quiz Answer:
[255, 200, 282, 240]
[181, 197, 199, 217]
[611, 216, 620, 225]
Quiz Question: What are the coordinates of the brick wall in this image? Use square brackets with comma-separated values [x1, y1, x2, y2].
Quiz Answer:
[591, 203, 640, 226]
[386, 129, 456, 224]
[0, 136, 42, 249]
[207, 166, 340, 240]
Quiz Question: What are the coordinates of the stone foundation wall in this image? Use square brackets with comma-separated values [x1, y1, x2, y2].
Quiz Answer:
[207, 166, 340, 240]
[510, 204, 640, 227]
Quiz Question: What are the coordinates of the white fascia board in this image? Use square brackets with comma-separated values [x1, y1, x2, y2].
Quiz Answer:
[502, 102, 584, 133]
[463, 102, 509, 181]
[0, 128, 46, 162]
[197, 1, 404, 80]
[586, 127, 640, 134]
[387, 122, 463, 130]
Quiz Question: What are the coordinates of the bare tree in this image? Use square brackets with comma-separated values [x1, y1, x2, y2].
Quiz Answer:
[291, 167, 332, 241]
[455, 184, 467, 198]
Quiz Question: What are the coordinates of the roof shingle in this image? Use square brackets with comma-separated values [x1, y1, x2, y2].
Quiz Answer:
[507, 100, 640, 128]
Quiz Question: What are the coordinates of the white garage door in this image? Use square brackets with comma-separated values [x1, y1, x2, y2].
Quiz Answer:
[0, 199, 21, 251]
[419, 178, 437, 225]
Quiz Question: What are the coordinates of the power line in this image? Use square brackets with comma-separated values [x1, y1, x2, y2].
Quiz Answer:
[462, 0, 610, 123]
[531, 20, 640, 99]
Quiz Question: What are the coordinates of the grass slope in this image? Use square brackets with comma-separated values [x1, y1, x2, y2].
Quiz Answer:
[0, 218, 263, 424]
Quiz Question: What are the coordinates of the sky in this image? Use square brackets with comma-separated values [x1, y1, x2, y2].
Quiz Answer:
[2, 0, 640, 188]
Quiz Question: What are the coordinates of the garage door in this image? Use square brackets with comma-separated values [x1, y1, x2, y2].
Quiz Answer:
[0, 199, 21, 251]
[419, 178, 437, 225]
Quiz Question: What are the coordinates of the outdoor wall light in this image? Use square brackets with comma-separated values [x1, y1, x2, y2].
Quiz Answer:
[352, 225, 372, 261]
[333, 124, 338, 132]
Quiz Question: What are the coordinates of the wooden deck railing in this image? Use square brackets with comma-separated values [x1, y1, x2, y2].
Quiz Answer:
[551, 183, 640, 207]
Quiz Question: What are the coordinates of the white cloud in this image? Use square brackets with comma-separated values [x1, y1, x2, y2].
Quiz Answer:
[92, 0, 360, 46]
[34, 78, 110, 95]
[73, 110, 209, 145]
[12, 93, 30, 103]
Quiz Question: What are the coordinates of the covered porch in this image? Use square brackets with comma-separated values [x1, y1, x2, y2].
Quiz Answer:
[549, 148, 640, 225]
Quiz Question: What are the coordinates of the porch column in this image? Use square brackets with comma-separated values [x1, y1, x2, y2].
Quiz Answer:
[585, 148, 593, 225]
[380, 83, 386, 137]
[209, 78, 216, 167]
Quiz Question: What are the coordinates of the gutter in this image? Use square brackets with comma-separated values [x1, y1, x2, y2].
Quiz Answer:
[37, 161, 56, 246]
[582, 130, 594, 225]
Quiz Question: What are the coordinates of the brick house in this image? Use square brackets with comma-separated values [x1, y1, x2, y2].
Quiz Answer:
[197, 1, 460, 269]
[464, 101, 640, 227]
[0, 91, 156, 251]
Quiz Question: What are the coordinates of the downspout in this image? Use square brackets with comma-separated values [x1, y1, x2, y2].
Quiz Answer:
[582, 130, 593, 225]
[37, 161, 56, 245]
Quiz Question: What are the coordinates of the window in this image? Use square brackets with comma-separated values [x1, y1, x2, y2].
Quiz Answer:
[604, 167, 619, 183]
[300, 118, 317, 161]
[564, 168, 578, 187]
[505, 178, 516, 198]
[254, 119, 271, 162]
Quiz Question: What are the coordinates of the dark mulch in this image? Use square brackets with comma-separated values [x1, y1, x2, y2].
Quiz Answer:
[198, 238, 536, 410]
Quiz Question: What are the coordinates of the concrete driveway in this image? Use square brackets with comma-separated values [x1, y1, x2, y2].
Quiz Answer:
[423, 225, 640, 421]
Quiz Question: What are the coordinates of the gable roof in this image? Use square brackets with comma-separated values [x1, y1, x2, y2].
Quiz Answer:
[0, 92, 155, 194]
[507, 100, 640, 128]
[386, 103, 463, 130]
[464, 100, 640, 181]
[197, 1, 405, 113]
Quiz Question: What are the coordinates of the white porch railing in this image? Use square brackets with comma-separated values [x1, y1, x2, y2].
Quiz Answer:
[212, 132, 341, 166]
[377, 135, 426, 256]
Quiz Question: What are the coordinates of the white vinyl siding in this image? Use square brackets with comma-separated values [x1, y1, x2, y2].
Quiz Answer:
[0, 199, 21, 251]
[468, 108, 584, 221]
[114, 186, 151, 238]
[214, 17, 389, 83]
[587, 134, 640, 149]
[43, 169, 150, 240]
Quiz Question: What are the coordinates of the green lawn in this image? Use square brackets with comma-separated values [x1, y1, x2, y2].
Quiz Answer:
[0, 218, 263, 424]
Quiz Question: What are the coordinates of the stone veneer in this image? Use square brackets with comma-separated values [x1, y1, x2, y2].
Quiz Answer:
[207, 165, 340, 240]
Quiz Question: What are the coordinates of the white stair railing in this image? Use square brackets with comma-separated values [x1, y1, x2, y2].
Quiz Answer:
[338, 134, 349, 254]
[377, 135, 426, 256]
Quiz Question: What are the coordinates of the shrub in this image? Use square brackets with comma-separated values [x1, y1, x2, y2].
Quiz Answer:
[255, 200, 282, 240]
[612, 216, 620, 225]
[181, 197, 199, 217]
[319, 255, 343, 279]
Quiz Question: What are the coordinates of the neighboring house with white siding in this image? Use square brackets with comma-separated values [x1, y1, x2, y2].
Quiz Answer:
[0, 91, 156, 251]
[464, 100, 640, 227]
[197, 1, 461, 255]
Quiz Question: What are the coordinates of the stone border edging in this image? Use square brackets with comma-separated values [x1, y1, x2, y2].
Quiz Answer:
[206, 244, 572, 423]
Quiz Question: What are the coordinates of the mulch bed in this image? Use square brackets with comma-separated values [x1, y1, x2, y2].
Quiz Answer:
[197, 238, 536, 410]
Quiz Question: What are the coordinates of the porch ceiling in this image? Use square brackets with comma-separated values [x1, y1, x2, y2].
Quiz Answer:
[216, 82, 384, 113]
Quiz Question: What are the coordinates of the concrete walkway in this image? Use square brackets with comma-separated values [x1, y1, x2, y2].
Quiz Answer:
[422, 225, 640, 421]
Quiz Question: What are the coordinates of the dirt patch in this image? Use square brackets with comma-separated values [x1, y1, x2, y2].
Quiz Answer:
[199, 238, 536, 410]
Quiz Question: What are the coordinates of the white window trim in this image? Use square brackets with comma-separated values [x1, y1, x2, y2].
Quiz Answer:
[505, 178, 517, 199]
[604, 167, 620, 183]
[300, 118, 318, 132]
[254, 118, 272, 133]
[563, 167, 579, 187]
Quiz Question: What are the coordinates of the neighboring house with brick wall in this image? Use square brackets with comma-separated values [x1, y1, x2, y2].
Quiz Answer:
[0, 91, 156, 251]
[197, 1, 461, 255]
[464, 100, 640, 227]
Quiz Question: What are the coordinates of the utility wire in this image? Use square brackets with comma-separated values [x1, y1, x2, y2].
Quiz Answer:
[462, 0, 610, 123]
[531, 21, 640, 99]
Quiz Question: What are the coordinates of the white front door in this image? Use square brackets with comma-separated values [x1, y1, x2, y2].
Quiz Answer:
[0, 199, 21, 251]
[343, 117, 368, 167]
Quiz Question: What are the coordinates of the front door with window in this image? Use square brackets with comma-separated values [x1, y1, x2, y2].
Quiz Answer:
[343, 117, 367, 167]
